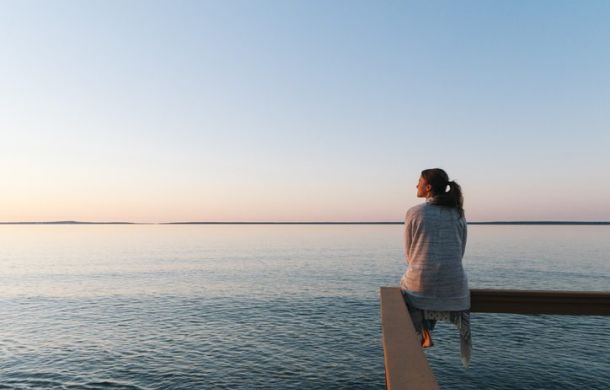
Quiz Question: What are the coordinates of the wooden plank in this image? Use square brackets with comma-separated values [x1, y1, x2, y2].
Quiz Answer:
[380, 287, 439, 390]
[470, 289, 610, 315]
[380, 287, 609, 388]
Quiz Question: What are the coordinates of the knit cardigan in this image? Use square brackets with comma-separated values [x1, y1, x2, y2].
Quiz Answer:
[400, 201, 470, 311]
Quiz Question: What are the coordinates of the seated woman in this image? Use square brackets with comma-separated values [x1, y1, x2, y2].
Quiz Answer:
[400, 168, 471, 367]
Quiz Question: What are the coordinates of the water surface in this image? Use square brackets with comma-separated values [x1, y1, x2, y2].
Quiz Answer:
[0, 225, 608, 388]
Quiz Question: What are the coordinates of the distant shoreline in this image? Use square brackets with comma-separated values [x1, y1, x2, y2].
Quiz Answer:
[0, 221, 136, 225]
[1, 221, 609, 225]
[166, 221, 610, 225]
[466, 221, 610, 225]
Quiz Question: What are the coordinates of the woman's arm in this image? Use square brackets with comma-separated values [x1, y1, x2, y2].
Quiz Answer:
[404, 213, 412, 264]
[461, 219, 468, 257]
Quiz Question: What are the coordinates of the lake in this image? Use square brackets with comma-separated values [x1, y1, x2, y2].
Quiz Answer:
[0, 224, 608, 389]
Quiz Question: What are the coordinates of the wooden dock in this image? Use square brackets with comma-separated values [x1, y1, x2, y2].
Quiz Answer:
[379, 287, 610, 390]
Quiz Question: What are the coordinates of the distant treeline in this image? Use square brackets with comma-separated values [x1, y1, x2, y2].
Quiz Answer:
[0, 221, 134, 225]
[1, 221, 608, 225]
[467, 221, 610, 225]
[167, 221, 610, 225]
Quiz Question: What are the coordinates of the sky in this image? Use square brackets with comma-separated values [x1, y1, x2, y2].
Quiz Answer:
[1, 0, 609, 222]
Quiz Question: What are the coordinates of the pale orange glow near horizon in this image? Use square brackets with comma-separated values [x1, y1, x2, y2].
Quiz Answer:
[2, 182, 609, 223]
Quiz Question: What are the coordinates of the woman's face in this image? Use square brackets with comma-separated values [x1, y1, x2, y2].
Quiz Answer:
[416, 176, 431, 198]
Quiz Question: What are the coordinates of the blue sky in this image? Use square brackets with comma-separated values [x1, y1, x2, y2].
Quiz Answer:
[1, 0, 609, 222]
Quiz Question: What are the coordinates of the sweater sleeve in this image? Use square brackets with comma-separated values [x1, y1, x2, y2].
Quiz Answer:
[404, 213, 412, 264]
[461, 219, 468, 257]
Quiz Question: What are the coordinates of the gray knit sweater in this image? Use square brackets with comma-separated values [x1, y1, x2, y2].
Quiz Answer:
[400, 200, 470, 311]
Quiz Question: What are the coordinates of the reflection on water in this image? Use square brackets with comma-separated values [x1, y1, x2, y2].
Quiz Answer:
[0, 225, 609, 388]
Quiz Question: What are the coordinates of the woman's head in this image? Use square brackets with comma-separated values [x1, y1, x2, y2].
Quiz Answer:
[417, 168, 464, 216]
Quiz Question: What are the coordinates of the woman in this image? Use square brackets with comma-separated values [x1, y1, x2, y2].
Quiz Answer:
[400, 168, 471, 367]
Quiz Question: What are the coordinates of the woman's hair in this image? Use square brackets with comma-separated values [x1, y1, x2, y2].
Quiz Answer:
[421, 168, 464, 217]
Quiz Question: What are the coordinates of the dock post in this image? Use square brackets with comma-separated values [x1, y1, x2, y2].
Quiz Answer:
[380, 287, 439, 390]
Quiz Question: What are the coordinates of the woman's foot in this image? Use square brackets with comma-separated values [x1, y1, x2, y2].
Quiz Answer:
[421, 328, 433, 348]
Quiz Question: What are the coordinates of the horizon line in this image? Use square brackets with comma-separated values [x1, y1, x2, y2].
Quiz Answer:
[1, 220, 609, 225]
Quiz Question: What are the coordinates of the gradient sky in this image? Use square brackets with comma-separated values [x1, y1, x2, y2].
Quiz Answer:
[1, 0, 609, 222]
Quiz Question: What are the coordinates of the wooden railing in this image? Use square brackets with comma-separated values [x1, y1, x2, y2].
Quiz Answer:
[380, 287, 610, 390]
[470, 289, 610, 315]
